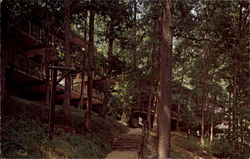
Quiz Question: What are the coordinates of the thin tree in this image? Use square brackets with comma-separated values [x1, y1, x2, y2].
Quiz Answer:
[102, 20, 114, 118]
[78, 15, 88, 109]
[0, 1, 8, 109]
[158, 0, 172, 158]
[63, 0, 71, 114]
[84, 0, 95, 130]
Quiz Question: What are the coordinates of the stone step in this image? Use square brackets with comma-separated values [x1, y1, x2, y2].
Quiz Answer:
[113, 143, 140, 147]
[113, 140, 141, 143]
[113, 148, 138, 151]
[112, 146, 139, 150]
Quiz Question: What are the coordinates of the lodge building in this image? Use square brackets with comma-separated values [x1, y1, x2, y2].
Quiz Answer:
[4, 19, 106, 110]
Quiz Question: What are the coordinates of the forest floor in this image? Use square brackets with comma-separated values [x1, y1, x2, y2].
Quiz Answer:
[146, 131, 218, 159]
[1, 96, 128, 158]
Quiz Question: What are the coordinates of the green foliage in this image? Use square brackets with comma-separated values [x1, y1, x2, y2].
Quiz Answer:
[211, 139, 234, 159]
[174, 135, 203, 154]
[1, 105, 128, 158]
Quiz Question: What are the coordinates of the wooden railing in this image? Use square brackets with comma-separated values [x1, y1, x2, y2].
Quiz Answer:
[20, 20, 44, 42]
[71, 83, 104, 102]
[7, 53, 45, 80]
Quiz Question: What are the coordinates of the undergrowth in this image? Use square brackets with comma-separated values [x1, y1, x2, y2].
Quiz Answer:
[1, 101, 128, 158]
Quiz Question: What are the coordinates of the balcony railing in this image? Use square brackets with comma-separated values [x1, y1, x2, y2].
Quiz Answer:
[71, 83, 104, 102]
[7, 53, 46, 80]
[20, 21, 44, 42]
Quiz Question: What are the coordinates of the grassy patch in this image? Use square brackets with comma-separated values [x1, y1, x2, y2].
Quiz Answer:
[172, 133, 203, 155]
[1, 99, 128, 158]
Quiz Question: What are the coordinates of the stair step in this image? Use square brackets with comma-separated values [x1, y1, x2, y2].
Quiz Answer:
[113, 148, 138, 151]
[114, 140, 140, 143]
[112, 132, 142, 151]
[113, 143, 140, 146]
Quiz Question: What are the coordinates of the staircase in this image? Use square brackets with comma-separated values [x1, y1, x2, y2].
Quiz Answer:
[112, 133, 141, 151]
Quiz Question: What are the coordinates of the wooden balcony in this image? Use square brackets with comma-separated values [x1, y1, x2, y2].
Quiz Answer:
[19, 20, 44, 43]
[6, 53, 46, 80]
[71, 83, 104, 102]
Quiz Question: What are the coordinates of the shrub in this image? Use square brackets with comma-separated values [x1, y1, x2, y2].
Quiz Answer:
[211, 139, 234, 158]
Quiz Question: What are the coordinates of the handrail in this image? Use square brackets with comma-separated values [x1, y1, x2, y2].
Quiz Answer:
[7, 53, 45, 80]
[71, 83, 104, 101]
[20, 20, 44, 42]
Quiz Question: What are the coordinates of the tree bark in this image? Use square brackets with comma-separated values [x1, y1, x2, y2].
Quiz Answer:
[228, 88, 232, 139]
[158, 0, 172, 158]
[102, 27, 114, 117]
[44, 14, 50, 106]
[0, 1, 9, 109]
[78, 15, 88, 110]
[210, 95, 216, 144]
[78, 72, 85, 109]
[63, 0, 71, 114]
[147, 88, 152, 130]
[84, 0, 95, 130]
[232, 60, 238, 147]
[176, 76, 183, 131]
[201, 32, 209, 147]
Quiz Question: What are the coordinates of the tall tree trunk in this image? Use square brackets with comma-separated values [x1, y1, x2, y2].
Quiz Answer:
[102, 26, 114, 117]
[78, 72, 85, 109]
[201, 32, 209, 147]
[1, 1, 7, 108]
[176, 75, 183, 131]
[210, 95, 216, 144]
[228, 88, 232, 139]
[132, 0, 137, 69]
[232, 59, 238, 146]
[0, 41, 6, 109]
[63, 0, 71, 114]
[84, 0, 95, 130]
[44, 13, 50, 106]
[44, 48, 50, 106]
[153, 93, 159, 133]
[158, 0, 172, 158]
[78, 16, 88, 110]
[147, 88, 152, 130]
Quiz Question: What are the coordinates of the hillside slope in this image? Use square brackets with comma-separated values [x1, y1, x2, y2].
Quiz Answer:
[146, 131, 218, 159]
[1, 96, 128, 158]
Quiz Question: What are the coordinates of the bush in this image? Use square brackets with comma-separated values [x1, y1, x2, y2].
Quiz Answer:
[211, 139, 234, 158]
[1, 102, 128, 158]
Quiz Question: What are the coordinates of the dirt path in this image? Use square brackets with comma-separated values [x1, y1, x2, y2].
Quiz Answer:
[105, 128, 141, 159]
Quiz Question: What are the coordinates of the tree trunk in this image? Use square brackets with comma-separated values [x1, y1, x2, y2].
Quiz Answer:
[0, 1, 8, 110]
[102, 31, 114, 117]
[44, 48, 50, 106]
[228, 88, 232, 139]
[147, 88, 152, 130]
[0, 42, 6, 109]
[78, 15, 88, 110]
[210, 96, 215, 144]
[201, 101, 205, 146]
[153, 93, 158, 132]
[78, 72, 85, 109]
[176, 78, 183, 131]
[201, 32, 209, 147]
[63, 0, 71, 114]
[102, 80, 110, 117]
[44, 16, 50, 106]
[158, 0, 172, 158]
[232, 59, 238, 145]
[84, 0, 95, 130]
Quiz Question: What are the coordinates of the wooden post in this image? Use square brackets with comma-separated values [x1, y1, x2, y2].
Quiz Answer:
[49, 69, 57, 137]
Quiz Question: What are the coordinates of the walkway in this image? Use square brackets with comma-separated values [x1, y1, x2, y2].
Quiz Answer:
[106, 128, 142, 159]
